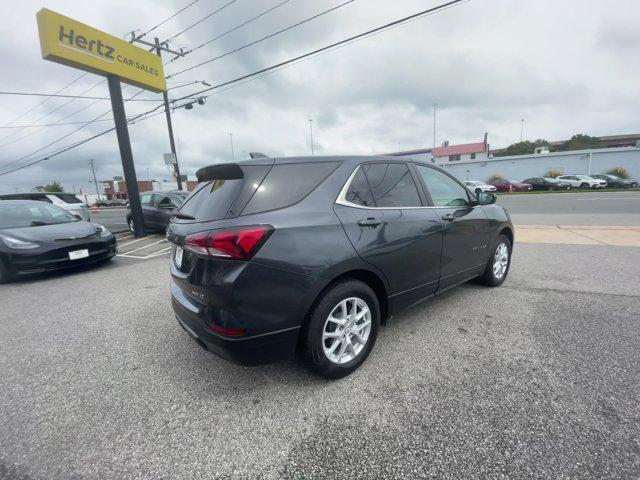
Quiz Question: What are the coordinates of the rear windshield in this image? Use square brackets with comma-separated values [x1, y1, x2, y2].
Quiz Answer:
[178, 161, 339, 221]
[178, 165, 271, 222]
[52, 193, 83, 204]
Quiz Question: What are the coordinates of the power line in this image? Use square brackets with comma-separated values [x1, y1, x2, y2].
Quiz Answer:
[1, 0, 469, 176]
[0, 107, 166, 176]
[173, 0, 291, 62]
[0, 91, 159, 101]
[170, 0, 469, 102]
[0, 90, 159, 172]
[0, 73, 88, 128]
[166, 0, 355, 78]
[166, 0, 238, 42]
[134, 0, 201, 40]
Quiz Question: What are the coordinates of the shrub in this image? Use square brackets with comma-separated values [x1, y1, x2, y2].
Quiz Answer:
[606, 166, 629, 179]
[544, 168, 563, 178]
[487, 173, 503, 182]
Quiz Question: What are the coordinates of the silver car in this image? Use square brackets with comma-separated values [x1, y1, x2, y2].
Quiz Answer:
[0, 192, 90, 220]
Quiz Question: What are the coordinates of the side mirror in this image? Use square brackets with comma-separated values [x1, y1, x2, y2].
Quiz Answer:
[478, 192, 497, 205]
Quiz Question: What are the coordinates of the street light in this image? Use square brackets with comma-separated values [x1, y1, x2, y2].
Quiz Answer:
[309, 119, 314, 156]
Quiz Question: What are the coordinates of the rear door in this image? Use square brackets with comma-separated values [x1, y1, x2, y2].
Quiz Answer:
[334, 161, 443, 310]
[413, 164, 491, 290]
[139, 193, 155, 228]
[154, 194, 178, 229]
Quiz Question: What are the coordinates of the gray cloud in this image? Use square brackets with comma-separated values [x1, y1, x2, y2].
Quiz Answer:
[0, 0, 638, 193]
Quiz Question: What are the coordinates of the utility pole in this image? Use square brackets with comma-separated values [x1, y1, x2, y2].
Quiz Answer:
[309, 119, 314, 156]
[229, 133, 235, 161]
[90, 159, 101, 201]
[432, 104, 438, 148]
[130, 35, 188, 190]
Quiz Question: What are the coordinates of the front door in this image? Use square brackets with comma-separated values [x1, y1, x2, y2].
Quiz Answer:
[413, 164, 491, 290]
[334, 162, 443, 310]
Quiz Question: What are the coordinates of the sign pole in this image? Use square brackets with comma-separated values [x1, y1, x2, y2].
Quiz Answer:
[106, 74, 145, 237]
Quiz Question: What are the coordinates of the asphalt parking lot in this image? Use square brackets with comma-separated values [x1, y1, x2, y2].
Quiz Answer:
[1, 238, 639, 479]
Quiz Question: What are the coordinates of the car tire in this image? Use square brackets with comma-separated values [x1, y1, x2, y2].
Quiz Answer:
[302, 279, 380, 379]
[548, 186, 554, 191]
[478, 234, 511, 287]
[128, 217, 135, 233]
[580, 183, 589, 189]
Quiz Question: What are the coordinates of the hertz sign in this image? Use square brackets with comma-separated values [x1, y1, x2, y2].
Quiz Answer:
[36, 8, 166, 92]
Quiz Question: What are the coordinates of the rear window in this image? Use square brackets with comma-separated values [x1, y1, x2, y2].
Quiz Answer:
[242, 162, 340, 216]
[178, 165, 270, 221]
[52, 193, 83, 204]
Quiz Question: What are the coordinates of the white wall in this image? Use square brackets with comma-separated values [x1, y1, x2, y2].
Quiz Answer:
[435, 147, 640, 183]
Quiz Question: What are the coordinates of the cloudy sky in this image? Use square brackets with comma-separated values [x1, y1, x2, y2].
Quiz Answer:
[0, 0, 637, 193]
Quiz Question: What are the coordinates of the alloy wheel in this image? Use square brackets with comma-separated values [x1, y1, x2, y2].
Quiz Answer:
[493, 242, 509, 279]
[322, 297, 372, 364]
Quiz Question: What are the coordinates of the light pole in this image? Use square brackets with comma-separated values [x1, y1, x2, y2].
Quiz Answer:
[229, 133, 235, 161]
[520, 119, 525, 142]
[309, 119, 314, 156]
[90, 159, 101, 201]
[432, 104, 438, 148]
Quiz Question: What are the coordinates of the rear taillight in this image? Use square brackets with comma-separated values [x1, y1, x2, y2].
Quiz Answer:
[184, 225, 274, 260]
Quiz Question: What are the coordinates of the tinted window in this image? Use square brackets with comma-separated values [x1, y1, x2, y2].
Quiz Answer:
[416, 165, 470, 207]
[179, 165, 270, 221]
[242, 162, 339, 215]
[362, 163, 421, 207]
[52, 193, 83, 204]
[345, 168, 374, 207]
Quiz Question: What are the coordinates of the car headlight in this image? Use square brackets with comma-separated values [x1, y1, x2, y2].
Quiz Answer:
[2, 236, 39, 249]
[95, 224, 112, 237]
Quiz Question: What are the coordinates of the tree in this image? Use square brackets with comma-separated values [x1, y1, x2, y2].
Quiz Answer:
[34, 181, 64, 192]
[557, 134, 604, 151]
[494, 139, 550, 157]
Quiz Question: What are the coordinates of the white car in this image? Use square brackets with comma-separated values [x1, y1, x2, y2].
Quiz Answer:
[464, 180, 497, 196]
[556, 175, 607, 189]
[0, 192, 90, 220]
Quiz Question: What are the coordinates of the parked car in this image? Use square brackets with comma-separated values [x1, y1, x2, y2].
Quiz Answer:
[95, 198, 112, 207]
[126, 190, 190, 233]
[590, 174, 638, 189]
[464, 180, 497, 196]
[110, 198, 128, 206]
[0, 192, 90, 220]
[0, 200, 116, 282]
[167, 156, 514, 378]
[556, 175, 607, 189]
[522, 177, 572, 191]
[487, 178, 533, 192]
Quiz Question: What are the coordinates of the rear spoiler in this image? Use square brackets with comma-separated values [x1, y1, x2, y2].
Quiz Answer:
[196, 164, 244, 182]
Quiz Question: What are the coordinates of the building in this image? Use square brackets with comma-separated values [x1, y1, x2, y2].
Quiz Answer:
[103, 179, 198, 200]
[384, 134, 490, 164]
[436, 146, 640, 183]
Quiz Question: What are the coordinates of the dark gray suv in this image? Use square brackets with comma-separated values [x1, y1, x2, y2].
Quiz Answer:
[168, 156, 513, 378]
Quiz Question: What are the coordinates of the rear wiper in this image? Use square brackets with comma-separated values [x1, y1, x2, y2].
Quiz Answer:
[173, 212, 195, 220]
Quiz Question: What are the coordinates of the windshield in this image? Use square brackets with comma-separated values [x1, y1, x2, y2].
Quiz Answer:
[166, 192, 189, 206]
[544, 177, 559, 182]
[0, 203, 79, 229]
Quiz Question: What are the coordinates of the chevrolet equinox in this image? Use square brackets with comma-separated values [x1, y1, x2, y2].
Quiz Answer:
[168, 156, 513, 378]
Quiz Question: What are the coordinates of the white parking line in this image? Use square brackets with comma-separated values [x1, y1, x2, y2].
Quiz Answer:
[115, 234, 133, 240]
[117, 247, 171, 259]
[118, 235, 162, 247]
[576, 197, 640, 201]
[122, 238, 167, 255]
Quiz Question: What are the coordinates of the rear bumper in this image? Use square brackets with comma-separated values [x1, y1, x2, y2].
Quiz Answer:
[171, 281, 301, 366]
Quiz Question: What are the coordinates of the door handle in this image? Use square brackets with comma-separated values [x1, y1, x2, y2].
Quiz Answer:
[358, 218, 381, 228]
[441, 213, 456, 222]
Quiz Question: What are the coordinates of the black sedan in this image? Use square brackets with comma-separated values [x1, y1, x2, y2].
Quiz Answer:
[522, 177, 572, 191]
[591, 174, 638, 188]
[126, 190, 190, 233]
[0, 200, 117, 282]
